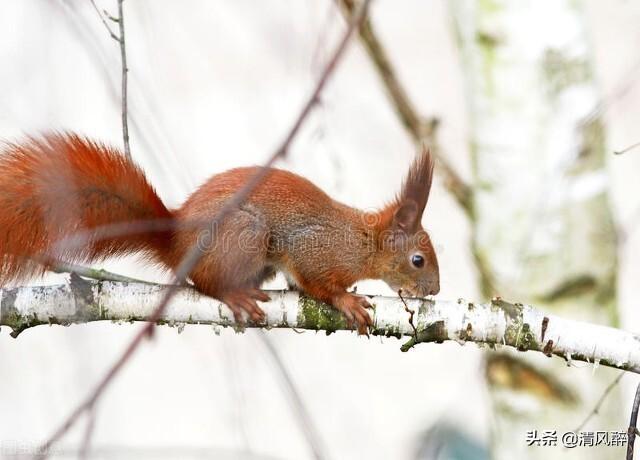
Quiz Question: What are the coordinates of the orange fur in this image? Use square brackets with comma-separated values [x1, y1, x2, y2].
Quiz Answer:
[0, 134, 440, 332]
[0, 133, 174, 283]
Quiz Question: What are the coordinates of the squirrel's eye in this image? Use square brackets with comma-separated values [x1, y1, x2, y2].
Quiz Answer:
[411, 254, 424, 268]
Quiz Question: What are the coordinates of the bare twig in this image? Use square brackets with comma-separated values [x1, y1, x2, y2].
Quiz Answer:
[627, 381, 640, 459]
[53, 217, 182, 255]
[615, 141, 640, 156]
[336, 0, 472, 215]
[88, 0, 131, 159]
[398, 289, 418, 340]
[58, 0, 194, 194]
[89, 0, 118, 41]
[256, 331, 328, 460]
[116, 0, 131, 159]
[49, 260, 153, 285]
[78, 406, 96, 460]
[36, 1, 372, 455]
[574, 371, 624, 432]
[103, 7, 118, 22]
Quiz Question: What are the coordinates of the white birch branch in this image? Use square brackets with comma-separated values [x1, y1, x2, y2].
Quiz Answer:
[1, 278, 639, 373]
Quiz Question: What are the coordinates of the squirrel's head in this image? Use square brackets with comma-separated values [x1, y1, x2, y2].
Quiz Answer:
[372, 147, 440, 297]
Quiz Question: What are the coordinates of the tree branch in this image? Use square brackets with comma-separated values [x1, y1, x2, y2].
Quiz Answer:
[614, 141, 640, 156]
[3, 280, 640, 374]
[628, 382, 640, 459]
[88, 0, 131, 159]
[336, 0, 473, 215]
[574, 371, 624, 432]
[89, 0, 119, 41]
[48, 260, 153, 285]
[116, 0, 131, 159]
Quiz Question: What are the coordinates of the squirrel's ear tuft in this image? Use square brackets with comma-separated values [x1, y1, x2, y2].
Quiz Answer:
[397, 146, 435, 227]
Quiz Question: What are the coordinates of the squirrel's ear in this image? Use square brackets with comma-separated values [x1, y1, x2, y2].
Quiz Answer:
[391, 200, 420, 234]
[398, 146, 435, 224]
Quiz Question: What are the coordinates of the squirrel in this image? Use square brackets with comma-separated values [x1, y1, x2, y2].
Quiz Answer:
[0, 133, 439, 333]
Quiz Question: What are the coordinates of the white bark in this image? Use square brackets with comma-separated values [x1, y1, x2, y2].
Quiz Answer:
[1, 279, 639, 373]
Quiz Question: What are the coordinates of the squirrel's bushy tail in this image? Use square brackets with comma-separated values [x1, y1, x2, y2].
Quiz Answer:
[0, 133, 175, 284]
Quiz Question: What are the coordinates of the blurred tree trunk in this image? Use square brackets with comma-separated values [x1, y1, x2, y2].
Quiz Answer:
[451, 1, 620, 459]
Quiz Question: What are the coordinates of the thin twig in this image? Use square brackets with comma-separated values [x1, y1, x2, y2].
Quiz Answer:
[614, 141, 640, 156]
[49, 260, 154, 285]
[59, 0, 194, 194]
[89, 0, 119, 41]
[36, 1, 372, 455]
[256, 331, 328, 460]
[397, 289, 418, 340]
[116, 0, 131, 159]
[574, 371, 624, 432]
[103, 8, 118, 22]
[627, 381, 640, 459]
[336, 0, 472, 215]
[88, 0, 131, 159]
[78, 406, 96, 460]
[53, 217, 183, 255]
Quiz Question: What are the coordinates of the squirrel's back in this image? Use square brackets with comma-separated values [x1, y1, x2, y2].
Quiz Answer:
[179, 166, 359, 227]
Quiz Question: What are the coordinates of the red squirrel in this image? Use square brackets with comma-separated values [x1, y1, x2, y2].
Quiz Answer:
[0, 133, 439, 333]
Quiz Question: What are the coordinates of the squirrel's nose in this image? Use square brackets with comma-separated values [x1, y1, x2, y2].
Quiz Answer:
[428, 280, 440, 296]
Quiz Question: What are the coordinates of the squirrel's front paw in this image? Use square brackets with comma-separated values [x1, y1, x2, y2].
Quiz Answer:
[333, 293, 373, 335]
[221, 289, 270, 324]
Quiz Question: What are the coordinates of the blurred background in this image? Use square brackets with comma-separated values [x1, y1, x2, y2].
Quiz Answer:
[1, 0, 639, 459]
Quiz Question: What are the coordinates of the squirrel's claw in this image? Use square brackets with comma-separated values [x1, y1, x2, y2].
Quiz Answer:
[222, 289, 269, 324]
[334, 293, 373, 336]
